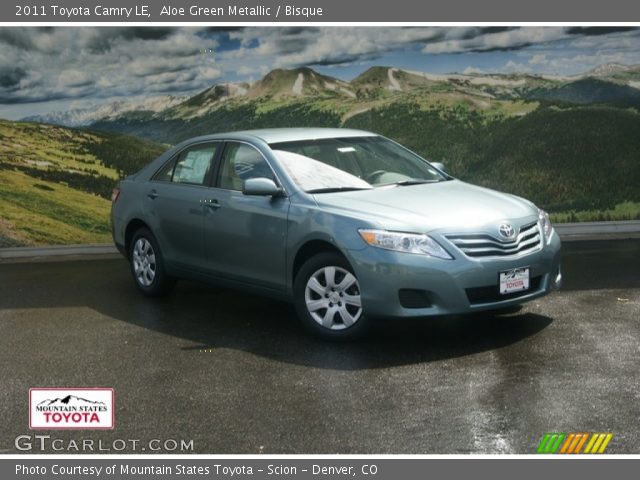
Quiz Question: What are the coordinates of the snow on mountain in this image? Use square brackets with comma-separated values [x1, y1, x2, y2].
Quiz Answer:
[23, 95, 187, 127]
[586, 63, 633, 77]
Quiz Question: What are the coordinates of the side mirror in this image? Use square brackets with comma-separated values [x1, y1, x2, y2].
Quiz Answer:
[431, 162, 445, 172]
[243, 177, 282, 197]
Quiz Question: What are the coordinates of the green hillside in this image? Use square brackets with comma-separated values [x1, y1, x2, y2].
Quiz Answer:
[525, 78, 640, 106]
[88, 66, 640, 220]
[7, 65, 640, 248]
[0, 120, 164, 246]
[344, 103, 640, 214]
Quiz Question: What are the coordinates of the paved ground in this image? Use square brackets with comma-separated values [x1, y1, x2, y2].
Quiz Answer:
[0, 240, 639, 454]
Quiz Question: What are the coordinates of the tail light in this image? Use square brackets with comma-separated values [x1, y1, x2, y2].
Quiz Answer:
[111, 185, 121, 203]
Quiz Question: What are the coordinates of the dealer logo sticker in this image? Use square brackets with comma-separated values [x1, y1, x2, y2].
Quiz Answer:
[29, 388, 114, 430]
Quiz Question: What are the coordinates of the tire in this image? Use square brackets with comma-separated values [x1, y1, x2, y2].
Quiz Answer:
[129, 227, 175, 297]
[294, 252, 368, 340]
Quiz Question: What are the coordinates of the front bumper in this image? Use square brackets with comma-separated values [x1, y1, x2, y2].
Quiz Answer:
[345, 231, 561, 318]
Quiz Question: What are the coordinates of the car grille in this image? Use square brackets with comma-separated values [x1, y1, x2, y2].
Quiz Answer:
[466, 276, 542, 305]
[445, 222, 541, 258]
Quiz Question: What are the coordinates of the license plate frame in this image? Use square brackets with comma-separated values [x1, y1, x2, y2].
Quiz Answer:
[499, 267, 530, 294]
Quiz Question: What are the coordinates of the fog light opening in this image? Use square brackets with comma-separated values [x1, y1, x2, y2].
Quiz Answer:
[398, 289, 432, 309]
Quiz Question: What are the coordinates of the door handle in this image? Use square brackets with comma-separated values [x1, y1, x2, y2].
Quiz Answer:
[147, 190, 158, 200]
[203, 198, 221, 210]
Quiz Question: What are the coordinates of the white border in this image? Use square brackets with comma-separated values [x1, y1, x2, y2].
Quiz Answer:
[1, 22, 640, 26]
[1, 19, 639, 459]
[3, 454, 640, 459]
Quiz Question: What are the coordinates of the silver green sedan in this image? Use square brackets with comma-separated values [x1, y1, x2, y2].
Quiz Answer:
[111, 128, 561, 339]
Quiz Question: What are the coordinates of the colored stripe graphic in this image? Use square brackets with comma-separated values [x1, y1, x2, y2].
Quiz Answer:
[584, 433, 613, 454]
[537, 433, 565, 453]
[559, 433, 575, 453]
[573, 433, 590, 453]
[537, 433, 612, 454]
[536, 433, 552, 453]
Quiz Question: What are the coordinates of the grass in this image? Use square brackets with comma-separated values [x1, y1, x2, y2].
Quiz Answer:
[550, 201, 640, 223]
[0, 169, 111, 247]
[0, 119, 166, 246]
[0, 121, 118, 179]
[0, 120, 114, 246]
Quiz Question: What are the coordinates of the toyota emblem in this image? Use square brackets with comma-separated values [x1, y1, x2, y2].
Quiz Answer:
[499, 223, 516, 238]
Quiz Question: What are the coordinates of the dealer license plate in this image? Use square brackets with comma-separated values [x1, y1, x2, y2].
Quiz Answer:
[499, 267, 530, 294]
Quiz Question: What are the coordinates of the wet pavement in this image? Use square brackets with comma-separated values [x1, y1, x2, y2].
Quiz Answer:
[0, 240, 639, 454]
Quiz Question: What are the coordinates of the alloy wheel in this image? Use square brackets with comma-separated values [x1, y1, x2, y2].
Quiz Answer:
[132, 237, 156, 287]
[304, 266, 362, 330]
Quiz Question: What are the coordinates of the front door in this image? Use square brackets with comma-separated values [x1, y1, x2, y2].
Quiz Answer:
[203, 142, 289, 291]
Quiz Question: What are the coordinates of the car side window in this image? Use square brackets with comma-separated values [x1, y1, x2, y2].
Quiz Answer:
[154, 157, 175, 182]
[216, 143, 275, 191]
[170, 143, 218, 186]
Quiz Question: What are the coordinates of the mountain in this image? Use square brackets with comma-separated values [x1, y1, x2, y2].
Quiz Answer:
[524, 77, 640, 105]
[161, 67, 356, 120]
[10, 63, 640, 228]
[0, 119, 164, 247]
[24, 94, 187, 127]
[586, 63, 634, 77]
[38, 395, 106, 406]
[84, 65, 640, 218]
[162, 82, 251, 121]
[83, 64, 640, 144]
[247, 67, 355, 99]
[25, 64, 640, 128]
[353, 66, 439, 92]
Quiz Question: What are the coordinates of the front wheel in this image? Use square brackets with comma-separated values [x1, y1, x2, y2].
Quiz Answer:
[293, 252, 368, 340]
[129, 227, 175, 297]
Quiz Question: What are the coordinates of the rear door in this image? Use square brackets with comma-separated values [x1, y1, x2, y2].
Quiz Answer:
[203, 141, 290, 291]
[145, 142, 219, 270]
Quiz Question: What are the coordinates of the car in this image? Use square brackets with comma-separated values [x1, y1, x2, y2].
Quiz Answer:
[111, 128, 562, 339]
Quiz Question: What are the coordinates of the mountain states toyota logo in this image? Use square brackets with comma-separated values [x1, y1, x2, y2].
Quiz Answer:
[29, 388, 114, 430]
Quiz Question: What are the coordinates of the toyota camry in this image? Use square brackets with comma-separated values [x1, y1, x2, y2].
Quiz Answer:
[111, 128, 562, 339]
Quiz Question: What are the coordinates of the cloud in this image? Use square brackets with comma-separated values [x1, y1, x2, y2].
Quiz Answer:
[57, 70, 93, 88]
[462, 66, 486, 75]
[568, 28, 640, 51]
[0, 67, 27, 89]
[502, 60, 532, 73]
[1, 26, 640, 112]
[0, 29, 36, 50]
[0, 27, 221, 103]
[529, 54, 548, 65]
[218, 26, 639, 79]
[235, 64, 269, 77]
[423, 27, 569, 54]
[222, 27, 453, 68]
[566, 27, 638, 36]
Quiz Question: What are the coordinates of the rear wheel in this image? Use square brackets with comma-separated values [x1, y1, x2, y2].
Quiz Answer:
[129, 227, 175, 296]
[294, 253, 368, 340]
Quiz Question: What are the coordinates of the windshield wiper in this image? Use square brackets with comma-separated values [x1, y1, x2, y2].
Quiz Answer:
[387, 179, 443, 186]
[306, 186, 372, 194]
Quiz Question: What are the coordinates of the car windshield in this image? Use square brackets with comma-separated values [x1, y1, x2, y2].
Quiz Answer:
[270, 136, 447, 193]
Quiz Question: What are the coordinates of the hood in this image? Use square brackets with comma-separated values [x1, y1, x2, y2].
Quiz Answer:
[313, 180, 538, 232]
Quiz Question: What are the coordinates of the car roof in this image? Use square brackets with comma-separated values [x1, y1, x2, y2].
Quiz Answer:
[228, 128, 378, 144]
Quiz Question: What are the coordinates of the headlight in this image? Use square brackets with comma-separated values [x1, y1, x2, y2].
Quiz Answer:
[358, 229, 453, 259]
[538, 209, 554, 243]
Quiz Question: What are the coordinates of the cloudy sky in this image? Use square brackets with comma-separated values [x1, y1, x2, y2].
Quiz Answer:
[1, 26, 640, 119]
